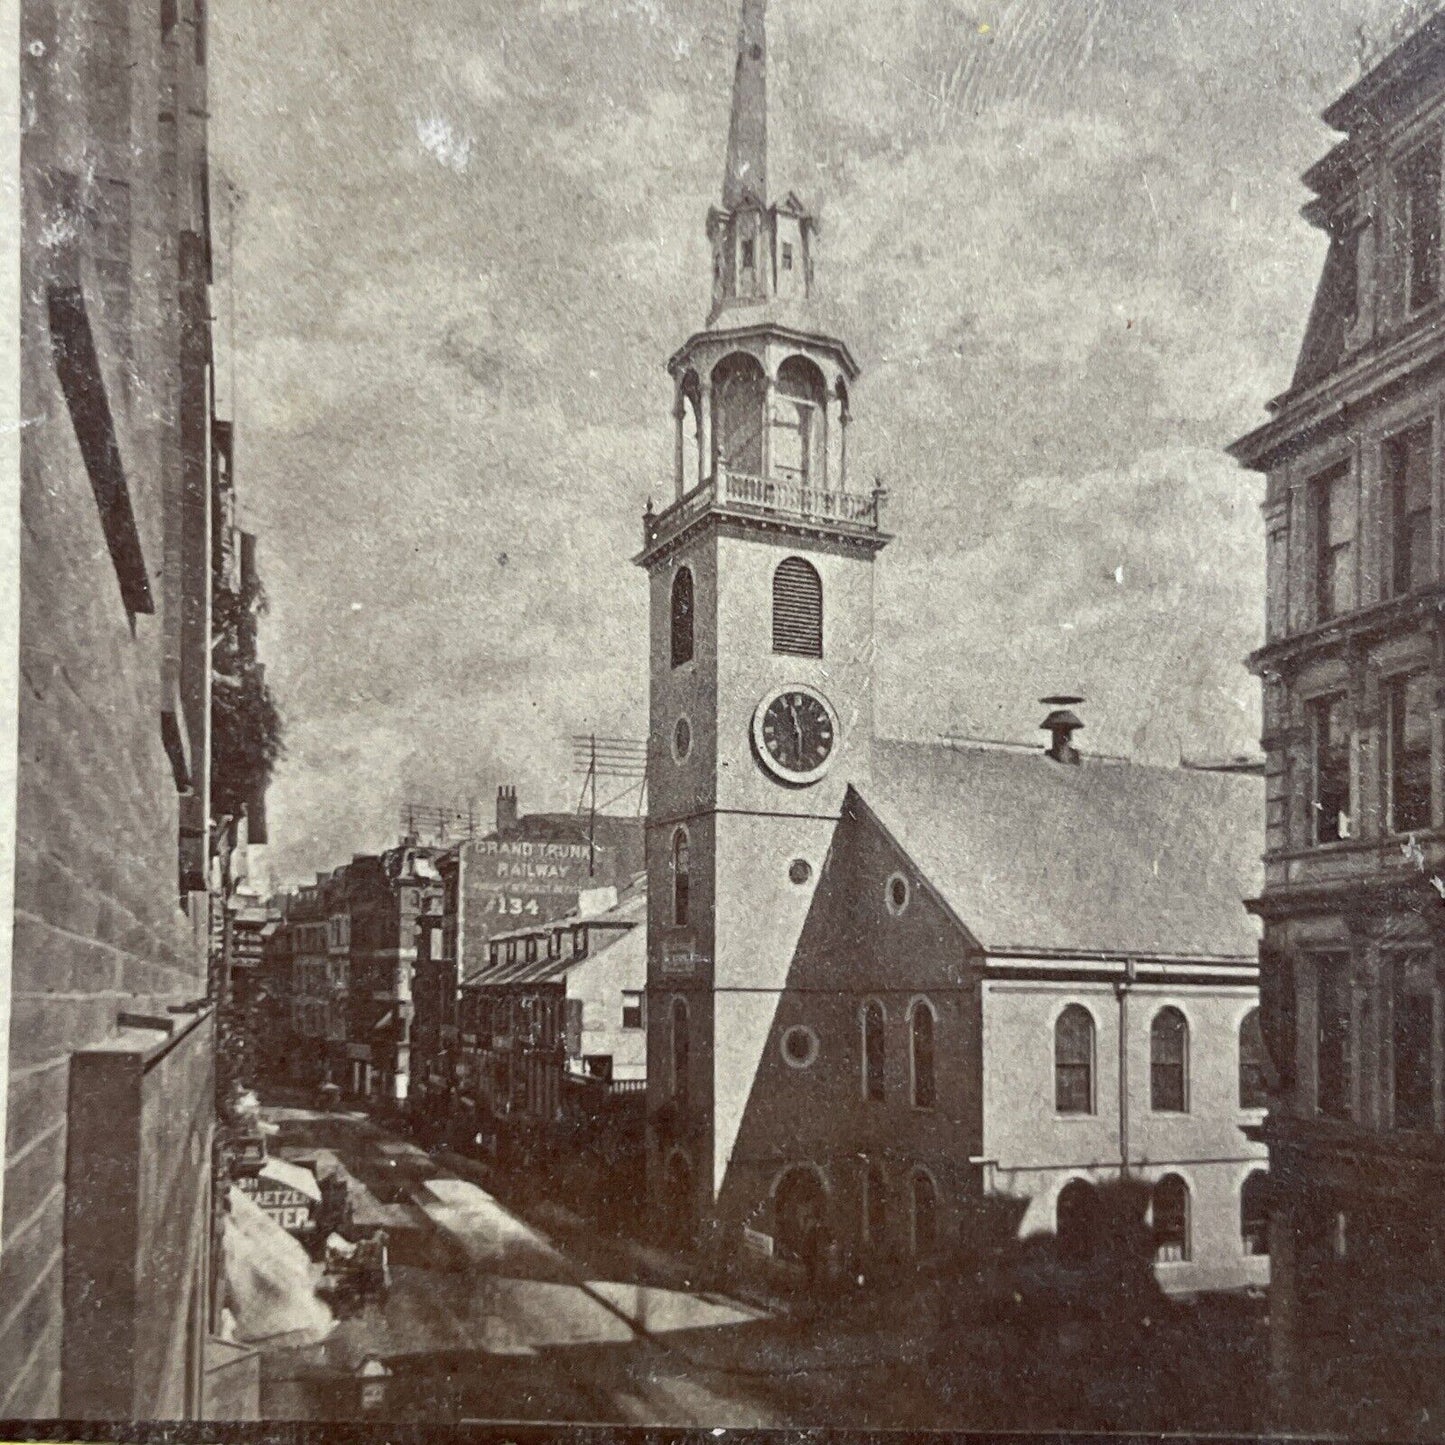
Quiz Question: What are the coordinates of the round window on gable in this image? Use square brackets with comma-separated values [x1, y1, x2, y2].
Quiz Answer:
[781, 1025, 820, 1069]
[788, 858, 813, 886]
[886, 873, 911, 916]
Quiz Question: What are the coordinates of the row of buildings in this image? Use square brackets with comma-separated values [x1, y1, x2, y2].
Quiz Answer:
[6, 0, 276, 1420]
[254, 790, 648, 1193]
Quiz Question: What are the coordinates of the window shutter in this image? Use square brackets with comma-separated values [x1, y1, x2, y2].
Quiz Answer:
[564, 998, 583, 1057]
[772, 557, 822, 657]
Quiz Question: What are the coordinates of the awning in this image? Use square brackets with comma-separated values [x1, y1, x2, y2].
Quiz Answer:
[222, 1186, 333, 1347]
[258, 1156, 322, 1204]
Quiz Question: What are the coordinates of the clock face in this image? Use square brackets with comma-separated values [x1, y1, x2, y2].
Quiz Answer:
[753, 686, 838, 784]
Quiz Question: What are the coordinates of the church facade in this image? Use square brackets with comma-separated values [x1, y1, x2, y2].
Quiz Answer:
[637, 0, 1267, 1297]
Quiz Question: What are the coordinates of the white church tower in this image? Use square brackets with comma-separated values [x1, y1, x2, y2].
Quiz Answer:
[635, 0, 890, 1247]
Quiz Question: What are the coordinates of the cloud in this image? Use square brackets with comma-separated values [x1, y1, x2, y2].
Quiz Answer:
[212, 0, 1371, 881]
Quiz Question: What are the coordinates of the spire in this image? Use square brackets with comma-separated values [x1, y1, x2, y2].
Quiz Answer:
[722, 0, 767, 209]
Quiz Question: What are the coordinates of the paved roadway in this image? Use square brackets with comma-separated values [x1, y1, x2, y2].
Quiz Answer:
[252, 1098, 785, 1426]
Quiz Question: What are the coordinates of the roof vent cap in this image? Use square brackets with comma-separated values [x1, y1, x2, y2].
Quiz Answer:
[1040, 695, 1085, 765]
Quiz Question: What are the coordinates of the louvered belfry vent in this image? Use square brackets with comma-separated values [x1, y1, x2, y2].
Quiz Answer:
[772, 557, 823, 657]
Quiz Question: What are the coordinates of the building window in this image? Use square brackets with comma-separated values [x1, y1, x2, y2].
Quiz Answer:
[781, 1024, 819, 1069]
[1239, 1007, 1269, 1110]
[1386, 423, 1434, 597]
[671, 996, 689, 1103]
[525, 937, 538, 963]
[772, 557, 823, 657]
[741, 238, 755, 271]
[488, 943, 499, 969]
[885, 873, 911, 916]
[1149, 1007, 1189, 1113]
[670, 567, 694, 668]
[911, 1171, 938, 1256]
[1401, 137, 1442, 313]
[1313, 465, 1355, 623]
[1152, 1174, 1190, 1263]
[781, 242, 794, 271]
[1310, 693, 1352, 845]
[862, 1161, 886, 1248]
[1055, 1004, 1096, 1115]
[910, 1000, 936, 1109]
[1387, 671, 1433, 836]
[862, 1000, 885, 1102]
[1056, 1179, 1099, 1266]
[1316, 959, 1353, 1121]
[621, 990, 645, 1031]
[671, 828, 690, 927]
[1393, 956, 1436, 1132]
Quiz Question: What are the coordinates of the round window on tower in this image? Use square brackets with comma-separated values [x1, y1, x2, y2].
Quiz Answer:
[673, 717, 692, 762]
[788, 858, 813, 886]
[781, 1025, 820, 1069]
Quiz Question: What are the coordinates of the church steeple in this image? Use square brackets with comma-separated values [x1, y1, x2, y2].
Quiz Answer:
[722, 0, 768, 210]
[706, 0, 815, 325]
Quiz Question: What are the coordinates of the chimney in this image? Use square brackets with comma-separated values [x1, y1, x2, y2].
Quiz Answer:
[1040, 696, 1085, 765]
[496, 785, 519, 834]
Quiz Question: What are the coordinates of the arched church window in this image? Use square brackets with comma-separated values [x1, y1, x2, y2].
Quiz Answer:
[712, 352, 766, 478]
[862, 1000, 885, 1102]
[910, 999, 937, 1109]
[670, 567, 694, 668]
[671, 828, 690, 927]
[773, 557, 822, 658]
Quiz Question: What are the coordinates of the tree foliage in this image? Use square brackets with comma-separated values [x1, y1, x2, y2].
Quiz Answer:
[211, 571, 284, 821]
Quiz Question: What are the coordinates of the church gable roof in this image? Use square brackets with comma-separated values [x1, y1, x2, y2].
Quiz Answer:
[860, 740, 1263, 961]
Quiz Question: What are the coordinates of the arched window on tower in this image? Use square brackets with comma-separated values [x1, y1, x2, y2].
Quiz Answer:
[670, 567, 694, 668]
[773, 356, 828, 486]
[671, 828, 690, 928]
[773, 557, 822, 658]
[711, 352, 766, 477]
[1055, 1004, 1095, 1115]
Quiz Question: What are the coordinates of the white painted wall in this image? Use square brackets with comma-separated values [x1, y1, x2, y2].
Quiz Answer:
[569, 926, 647, 1081]
[981, 974, 1269, 1294]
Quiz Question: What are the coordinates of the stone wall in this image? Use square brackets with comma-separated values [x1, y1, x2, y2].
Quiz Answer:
[5, 0, 214, 1417]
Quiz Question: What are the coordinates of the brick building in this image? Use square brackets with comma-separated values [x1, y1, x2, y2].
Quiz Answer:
[267, 844, 444, 1105]
[426, 885, 647, 1167]
[1230, 14, 1445, 1434]
[636, 0, 1267, 1298]
[6, 0, 230, 1419]
[411, 786, 643, 1123]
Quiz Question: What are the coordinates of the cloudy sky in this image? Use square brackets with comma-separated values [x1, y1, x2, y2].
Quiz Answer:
[212, 0, 1403, 884]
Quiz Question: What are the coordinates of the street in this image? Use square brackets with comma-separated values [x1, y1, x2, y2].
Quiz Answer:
[250, 1095, 791, 1425]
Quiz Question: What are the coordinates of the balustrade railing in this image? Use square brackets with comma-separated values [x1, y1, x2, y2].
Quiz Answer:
[643, 467, 883, 550]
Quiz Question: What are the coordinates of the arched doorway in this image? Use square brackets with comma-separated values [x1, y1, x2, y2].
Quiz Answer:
[774, 1165, 829, 1280]
[1056, 1178, 1100, 1266]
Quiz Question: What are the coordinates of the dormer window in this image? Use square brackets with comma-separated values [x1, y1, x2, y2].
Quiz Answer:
[741, 238, 755, 271]
[781, 243, 794, 271]
[1401, 138, 1442, 313]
